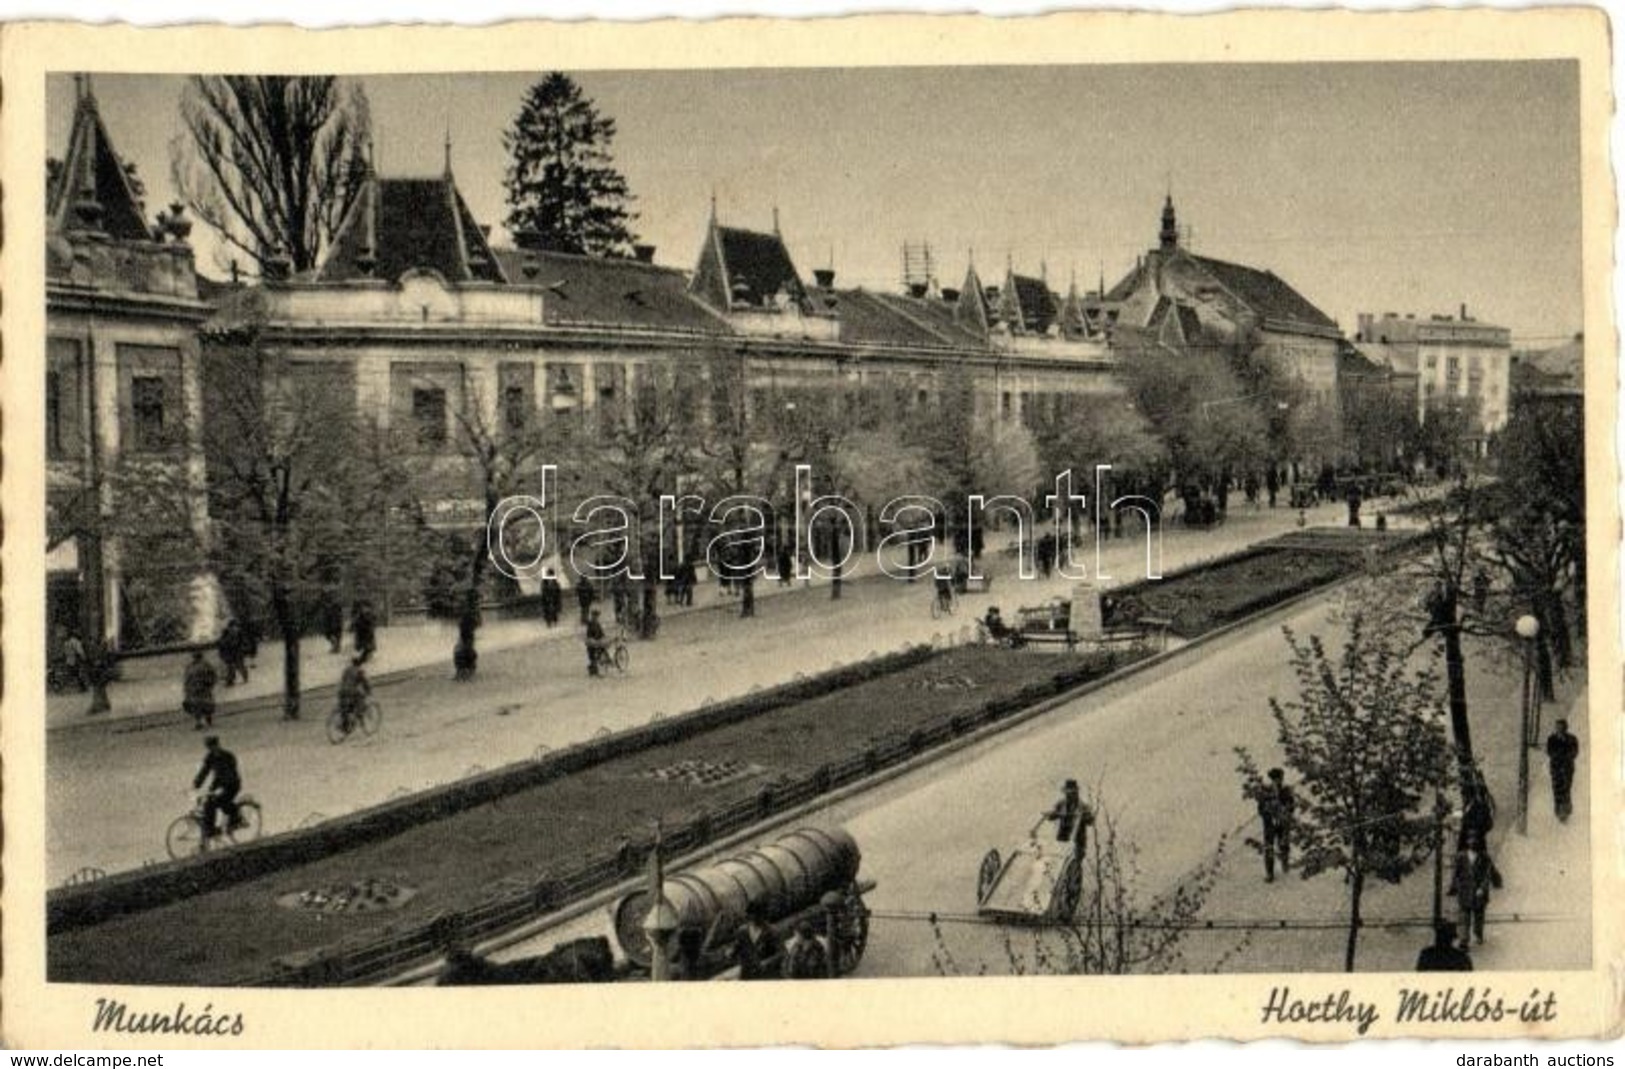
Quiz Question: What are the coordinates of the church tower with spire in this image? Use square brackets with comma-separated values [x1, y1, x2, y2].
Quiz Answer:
[1159, 194, 1180, 252]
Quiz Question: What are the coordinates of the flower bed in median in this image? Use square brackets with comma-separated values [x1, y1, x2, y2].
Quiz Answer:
[48, 644, 1134, 986]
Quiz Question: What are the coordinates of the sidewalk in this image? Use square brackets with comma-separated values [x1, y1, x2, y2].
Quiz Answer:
[44, 560, 861, 732]
[46, 495, 1362, 733]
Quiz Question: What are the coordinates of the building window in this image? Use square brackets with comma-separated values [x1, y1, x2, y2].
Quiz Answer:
[1001, 391, 1012, 418]
[47, 337, 83, 460]
[1425, 354, 1437, 370]
[412, 387, 448, 449]
[131, 376, 168, 451]
[504, 385, 528, 431]
[1446, 356, 1460, 384]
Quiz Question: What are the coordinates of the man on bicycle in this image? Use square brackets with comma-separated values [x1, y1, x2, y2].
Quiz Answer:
[934, 569, 955, 615]
[192, 735, 244, 840]
[337, 655, 371, 733]
[584, 608, 607, 677]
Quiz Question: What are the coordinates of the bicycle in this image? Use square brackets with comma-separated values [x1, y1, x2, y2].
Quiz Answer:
[166, 791, 263, 860]
[930, 586, 959, 620]
[590, 627, 631, 676]
[326, 695, 383, 744]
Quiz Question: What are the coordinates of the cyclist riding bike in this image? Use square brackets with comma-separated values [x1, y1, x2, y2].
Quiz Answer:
[336, 655, 371, 733]
[584, 608, 608, 677]
[192, 735, 245, 840]
[934, 570, 955, 615]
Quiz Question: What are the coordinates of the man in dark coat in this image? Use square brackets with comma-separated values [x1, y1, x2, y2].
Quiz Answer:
[320, 595, 344, 654]
[1546, 718, 1580, 822]
[352, 601, 378, 664]
[1416, 922, 1474, 971]
[183, 650, 218, 730]
[217, 619, 249, 686]
[1452, 845, 1493, 947]
[576, 579, 596, 624]
[1043, 780, 1091, 849]
[192, 735, 243, 839]
[540, 569, 562, 628]
[1256, 768, 1295, 882]
[734, 904, 783, 980]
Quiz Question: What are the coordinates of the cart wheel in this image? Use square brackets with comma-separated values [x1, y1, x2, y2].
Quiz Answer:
[1053, 855, 1083, 921]
[977, 849, 1002, 905]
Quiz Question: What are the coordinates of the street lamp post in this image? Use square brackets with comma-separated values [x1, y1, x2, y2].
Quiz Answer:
[1515, 614, 1541, 836]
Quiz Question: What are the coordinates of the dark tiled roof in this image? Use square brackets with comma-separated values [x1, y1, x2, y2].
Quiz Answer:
[1187, 253, 1338, 335]
[877, 293, 991, 349]
[1103, 262, 1144, 303]
[492, 248, 730, 334]
[320, 176, 506, 285]
[715, 226, 807, 308]
[49, 95, 151, 243]
[1007, 274, 1058, 334]
[816, 289, 979, 350]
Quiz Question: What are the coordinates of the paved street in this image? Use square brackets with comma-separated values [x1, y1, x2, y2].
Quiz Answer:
[47, 500, 1359, 886]
[499, 589, 1589, 976]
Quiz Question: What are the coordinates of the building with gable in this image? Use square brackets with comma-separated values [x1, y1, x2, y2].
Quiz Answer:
[1102, 196, 1345, 406]
[201, 164, 1118, 615]
[46, 78, 215, 653]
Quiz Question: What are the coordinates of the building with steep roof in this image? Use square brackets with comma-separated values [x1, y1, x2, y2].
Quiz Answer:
[205, 188, 1118, 612]
[47, 77, 215, 651]
[1103, 196, 1345, 406]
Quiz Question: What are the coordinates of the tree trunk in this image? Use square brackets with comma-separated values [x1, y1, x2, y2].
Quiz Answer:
[1344, 868, 1365, 973]
[276, 594, 302, 721]
[1441, 619, 1474, 788]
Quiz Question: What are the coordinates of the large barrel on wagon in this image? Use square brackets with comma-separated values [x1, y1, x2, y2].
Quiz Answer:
[610, 826, 861, 968]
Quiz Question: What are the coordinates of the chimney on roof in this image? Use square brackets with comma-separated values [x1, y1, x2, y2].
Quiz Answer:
[1460, 302, 1469, 321]
[633, 244, 656, 264]
[812, 268, 834, 289]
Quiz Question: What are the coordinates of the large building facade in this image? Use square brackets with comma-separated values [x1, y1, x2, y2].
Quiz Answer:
[1354, 307, 1513, 437]
[201, 162, 1123, 611]
[46, 81, 215, 651]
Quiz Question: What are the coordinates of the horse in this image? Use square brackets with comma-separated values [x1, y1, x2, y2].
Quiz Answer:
[436, 936, 616, 985]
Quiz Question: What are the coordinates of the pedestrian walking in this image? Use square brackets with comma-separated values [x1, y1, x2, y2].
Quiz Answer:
[576, 578, 596, 624]
[1416, 922, 1474, 971]
[217, 618, 250, 686]
[59, 626, 89, 692]
[1255, 767, 1295, 882]
[1451, 844, 1494, 948]
[1266, 466, 1279, 509]
[1546, 718, 1580, 822]
[182, 649, 219, 730]
[611, 573, 631, 624]
[740, 571, 755, 618]
[540, 569, 563, 628]
[776, 544, 793, 587]
[676, 558, 697, 607]
[321, 594, 344, 654]
[352, 601, 378, 665]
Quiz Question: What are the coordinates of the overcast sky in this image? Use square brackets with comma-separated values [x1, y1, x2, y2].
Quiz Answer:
[48, 63, 1581, 344]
